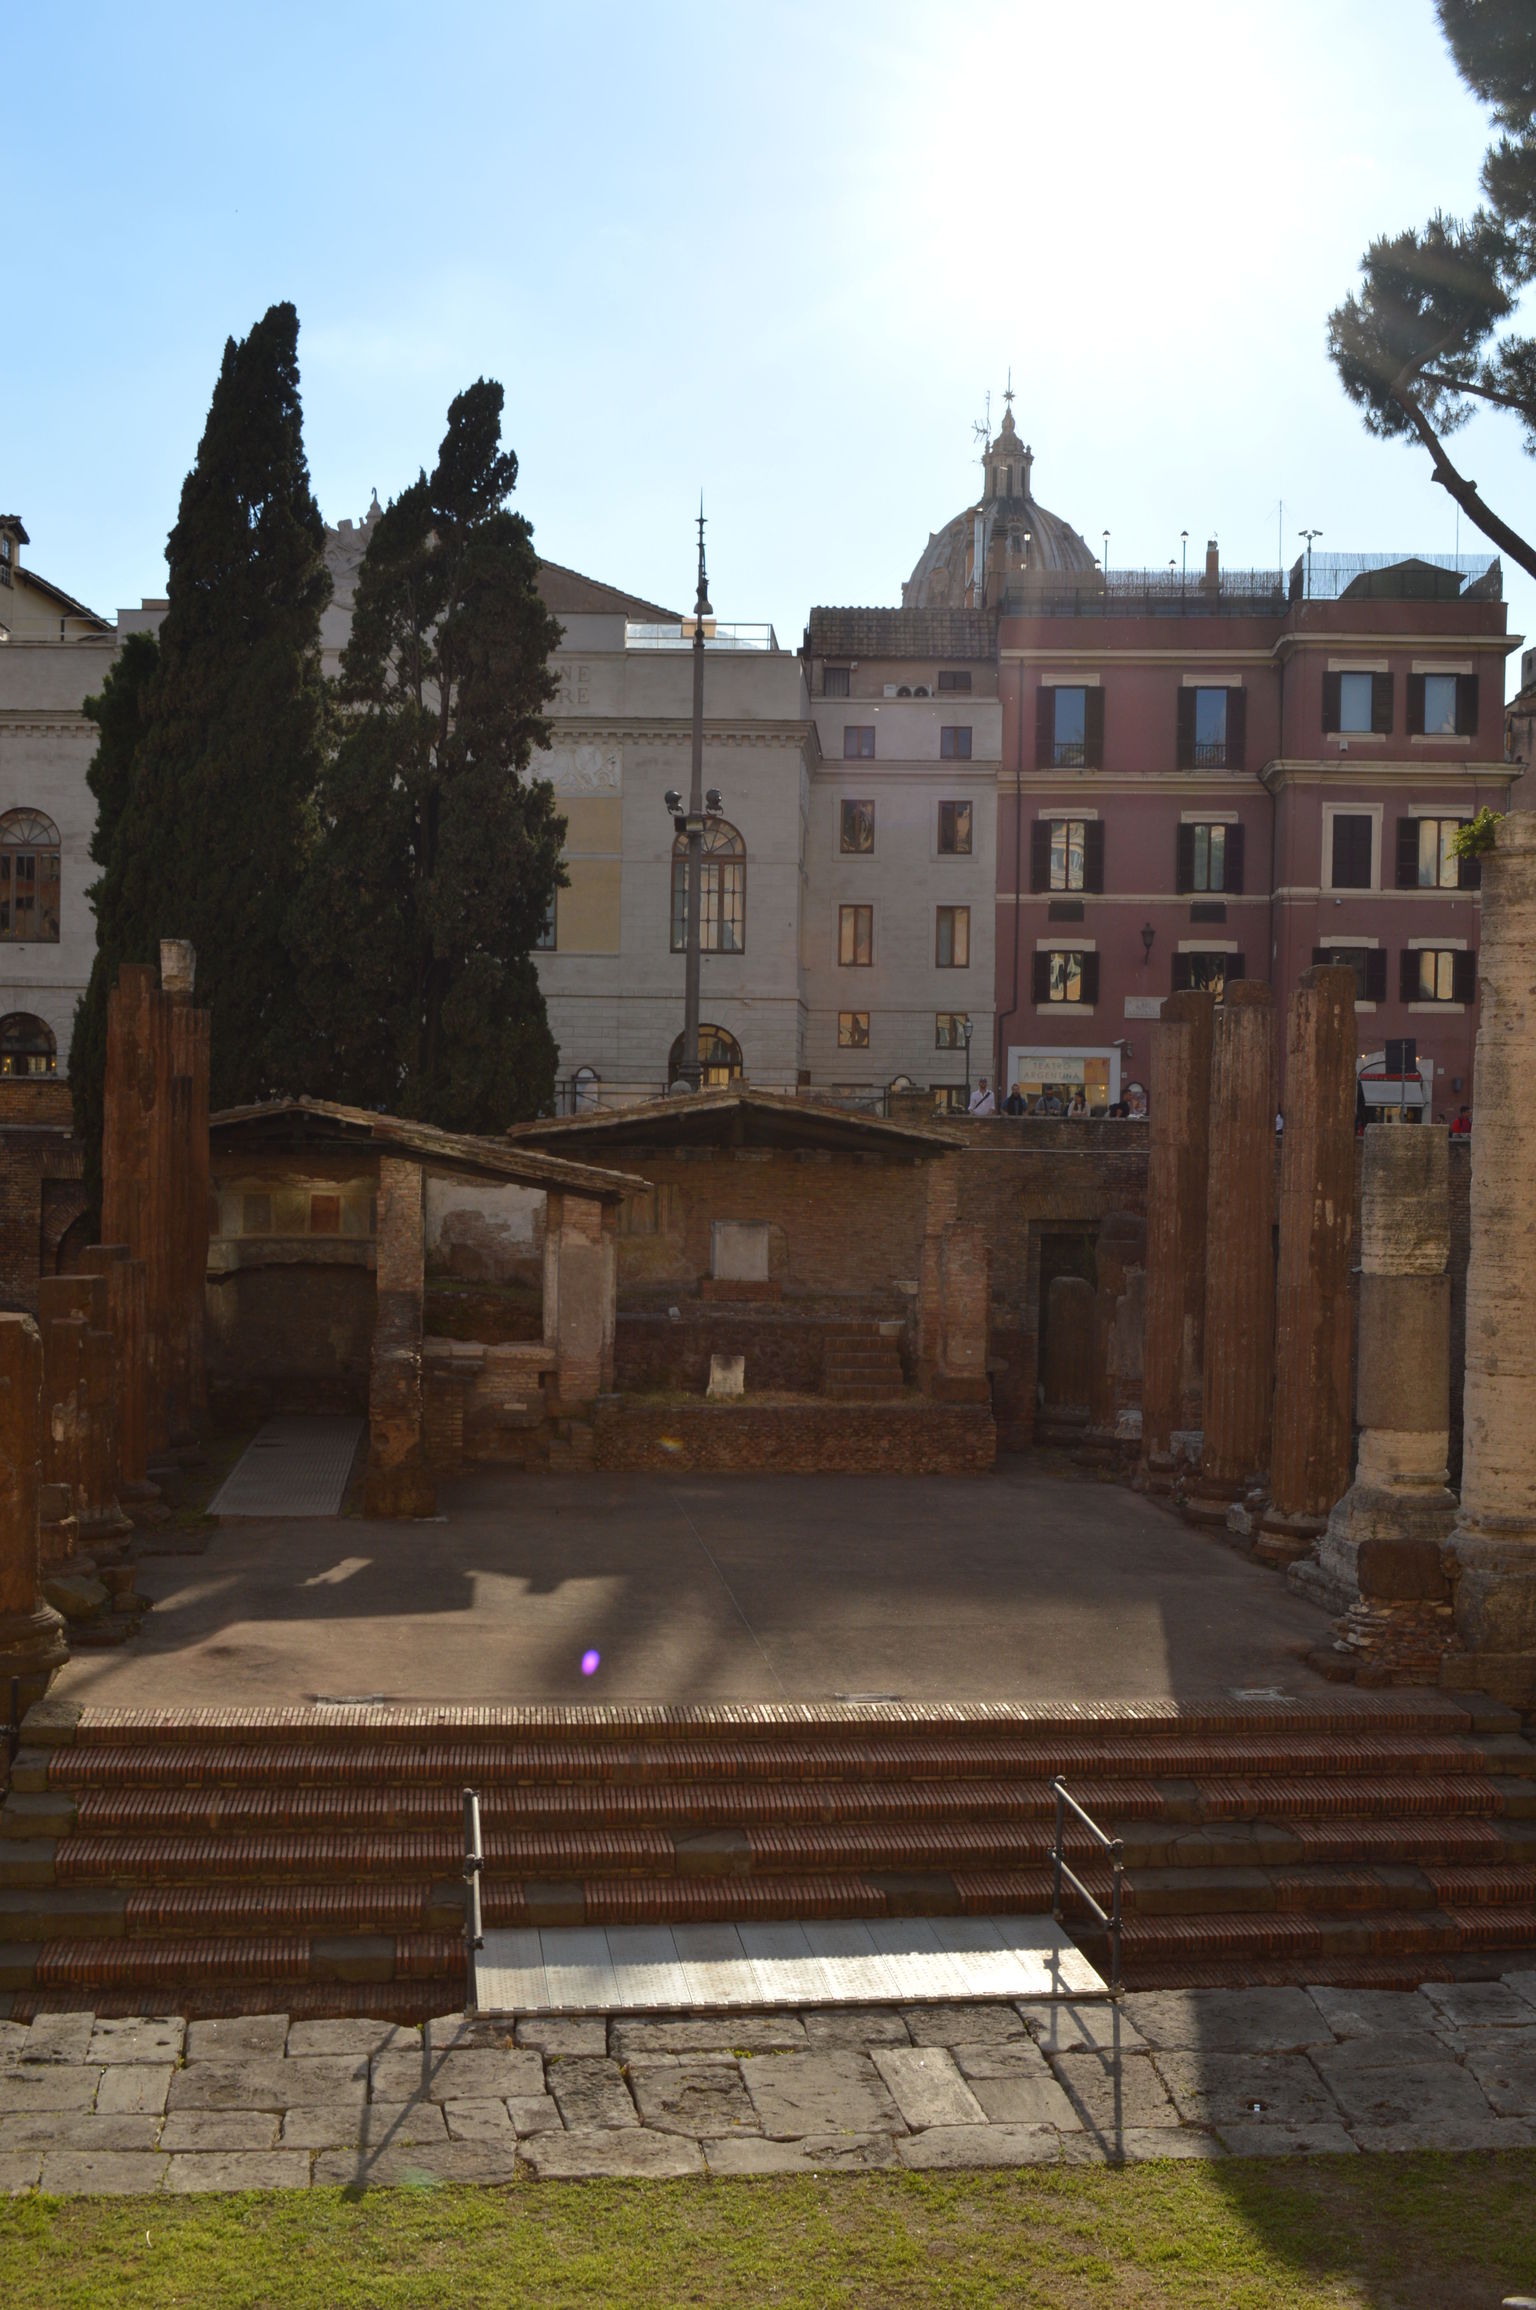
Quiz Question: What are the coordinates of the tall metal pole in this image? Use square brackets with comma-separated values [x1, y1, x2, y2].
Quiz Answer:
[681, 503, 711, 1090]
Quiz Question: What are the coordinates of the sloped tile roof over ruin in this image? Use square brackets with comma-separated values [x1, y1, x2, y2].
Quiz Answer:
[507, 1085, 959, 1157]
[535, 559, 680, 621]
[210, 1096, 647, 1199]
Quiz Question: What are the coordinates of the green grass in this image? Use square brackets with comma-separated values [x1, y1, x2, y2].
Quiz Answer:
[3, 2153, 1534, 2309]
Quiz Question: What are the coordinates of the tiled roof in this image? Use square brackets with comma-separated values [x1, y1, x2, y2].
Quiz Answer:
[537, 559, 679, 620]
[805, 607, 997, 661]
[209, 1096, 646, 1199]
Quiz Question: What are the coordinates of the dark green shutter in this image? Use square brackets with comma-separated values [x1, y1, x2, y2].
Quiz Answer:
[1175, 823, 1195, 893]
[1171, 953, 1192, 991]
[1371, 673, 1394, 733]
[1396, 817, 1420, 888]
[1226, 689, 1247, 770]
[1322, 672, 1342, 733]
[1084, 688, 1106, 768]
[1080, 952, 1101, 1004]
[1176, 689, 1196, 770]
[1365, 949, 1387, 1002]
[1453, 950, 1477, 1003]
[1229, 952, 1247, 982]
[1225, 821, 1245, 894]
[1031, 951, 1051, 1003]
[1400, 949, 1419, 1002]
[1456, 674, 1480, 736]
[1035, 688, 1054, 768]
[1029, 821, 1052, 892]
[1406, 674, 1426, 736]
[1082, 820, 1105, 892]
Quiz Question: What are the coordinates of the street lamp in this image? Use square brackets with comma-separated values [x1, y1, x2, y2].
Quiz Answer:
[1180, 530, 1188, 595]
[668, 504, 719, 1092]
[962, 1016, 974, 1111]
[1298, 528, 1323, 599]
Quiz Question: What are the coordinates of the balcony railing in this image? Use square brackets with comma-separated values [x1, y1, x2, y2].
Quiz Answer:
[1052, 740, 1086, 767]
[625, 621, 778, 651]
[1192, 741, 1228, 767]
[1287, 551, 1501, 603]
[1006, 569, 1288, 618]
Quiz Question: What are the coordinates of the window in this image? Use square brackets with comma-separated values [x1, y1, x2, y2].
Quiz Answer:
[671, 819, 746, 953]
[823, 665, 851, 698]
[1051, 819, 1083, 889]
[1051, 687, 1086, 766]
[1424, 674, 1457, 735]
[1396, 815, 1474, 890]
[837, 1011, 870, 1049]
[940, 725, 972, 760]
[935, 1012, 970, 1049]
[1030, 817, 1105, 894]
[1330, 813, 1375, 890]
[309, 1193, 341, 1235]
[1176, 821, 1245, 894]
[1172, 951, 1243, 996]
[938, 800, 972, 855]
[1407, 671, 1478, 737]
[937, 670, 972, 693]
[0, 1012, 56, 1077]
[1176, 687, 1247, 770]
[1035, 685, 1105, 769]
[1400, 948, 1476, 1004]
[1324, 670, 1393, 734]
[1194, 688, 1226, 764]
[668, 1023, 743, 1087]
[838, 903, 872, 966]
[1031, 950, 1100, 1006]
[534, 893, 557, 950]
[935, 906, 970, 967]
[0, 810, 61, 944]
[1312, 943, 1387, 1002]
[843, 724, 876, 759]
[840, 799, 875, 854]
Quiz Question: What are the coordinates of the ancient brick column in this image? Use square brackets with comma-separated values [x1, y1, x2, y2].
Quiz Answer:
[1292, 1123, 1454, 1674]
[79, 1246, 149, 1493]
[40, 1310, 88, 1508]
[1448, 812, 1536, 1703]
[1088, 1211, 1146, 1454]
[364, 1156, 434, 1518]
[934, 1223, 990, 1404]
[1140, 989, 1215, 1485]
[917, 1158, 960, 1388]
[38, 1275, 130, 1552]
[164, 942, 211, 1439]
[543, 1192, 619, 1411]
[0, 1313, 69, 1704]
[1263, 965, 1358, 1562]
[1187, 982, 1276, 1521]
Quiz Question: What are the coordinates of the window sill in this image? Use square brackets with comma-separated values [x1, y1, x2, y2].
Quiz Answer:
[1331, 732, 1386, 745]
[1036, 1003, 1095, 1016]
[1409, 734, 1473, 746]
[1355, 1001, 1377, 1013]
[1409, 1001, 1467, 1014]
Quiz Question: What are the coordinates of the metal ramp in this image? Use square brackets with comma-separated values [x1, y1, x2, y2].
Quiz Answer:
[208, 1416, 364, 1519]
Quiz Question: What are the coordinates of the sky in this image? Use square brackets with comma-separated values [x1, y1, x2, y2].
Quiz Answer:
[7, 0, 1534, 687]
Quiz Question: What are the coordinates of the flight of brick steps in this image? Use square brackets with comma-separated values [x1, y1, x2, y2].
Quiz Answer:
[2, 1694, 1535, 2021]
[821, 1322, 906, 1402]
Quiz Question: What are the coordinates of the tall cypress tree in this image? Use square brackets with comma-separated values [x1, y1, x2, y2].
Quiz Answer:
[296, 379, 565, 1132]
[75, 300, 330, 1133]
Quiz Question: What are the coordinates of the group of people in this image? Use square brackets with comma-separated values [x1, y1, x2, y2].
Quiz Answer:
[964, 1078, 1149, 1121]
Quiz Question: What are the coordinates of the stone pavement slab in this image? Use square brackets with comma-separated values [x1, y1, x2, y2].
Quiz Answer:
[0, 2153, 43, 2193]
[160, 2112, 280, 2152]
[1125, 1988, 1332, 2052]
[626, 2056, 759, 2138]
[184, 2016, 290, 2061]
[518, 2129, 704, 2181]
[1420, 1981, 1536, 2033]
[902, 2004, 1029, 2048]
[741, 2051, 904, 2140]
[16, 2014, 95, 2065]
[548, 2057, 638, 2130]
[1156, 2052, 1340, 2132]
[1304, 1988, 1444, 2044]
[96, 2063, 172, 2115]
[1311, 2049, 1500, 2132]
[1348, 2118, 1536, 2154]
[166, 2151, 312, 2194]
[1049, 2050, 1184, 2132]
[87, 2018, 184, 2065]
[1018, 2001, 1148, 2057]
[286, 2020, 417, 2059]
[611, 2017, 805, 2058]
[1502, 1970, 1536, 2012]
[1214, 2120, 1357, 2157]
[898, 2123, 1062, 2170]
[515, 2019, 606, 2058]
[705, 2132, 898, 2176]
[442, 2099, 516, 2146]
[372, 2047, 542, 2103]
[801, 2009, 911, 2048]
[507, 2095, 563, 2135]
[0, 2066, 100, 2112]
[1461, 2041, 1536, 2117]
[0, 2112, 161, 2154]
[873, 2046, 985, 2130]
[38, 2149, 167, 2194]
[313, 2143, 520, 2188]
[1070, 2128, 1227, 2164]
[279, 2100, 447, 2150]
[0, 2022, 31, 2061]
[965, 2070, 1084, 2129]
[168, 2056, 365, 2111]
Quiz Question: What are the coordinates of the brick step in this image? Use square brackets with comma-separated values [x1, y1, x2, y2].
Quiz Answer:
[26, 1932, 464, 1993]
[823, 1383, 904, 1403]
[1105, 1905, 1536, 1965]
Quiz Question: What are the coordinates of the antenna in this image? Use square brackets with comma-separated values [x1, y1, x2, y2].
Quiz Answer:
[971, 388, 992, 457]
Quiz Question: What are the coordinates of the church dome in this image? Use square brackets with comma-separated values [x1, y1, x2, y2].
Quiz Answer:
[903, 403, 1098, 610]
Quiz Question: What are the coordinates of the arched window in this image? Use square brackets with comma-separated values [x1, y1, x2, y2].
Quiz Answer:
[668, 1024, 743, 1089]
[0, 1013, 57, 1077]
[671, 818, 746, 954]
[0, 811, 60, 943]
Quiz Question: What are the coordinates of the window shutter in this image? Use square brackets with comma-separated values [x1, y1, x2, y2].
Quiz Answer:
[1080, 952, 1101, 1005]
[1031, 951, 1051, 1003]
[1405, 673, 1426, 737]
[1365, 949, 1387, 1002]
[1399, 948, 1419, 1003]
[1225, 821, 1245, 895]
[1371, 672, 1394, 734]
[1082, 819, 1106, 892]
[1175, 689, 1196, 770]
[1457, 830, 1482, 891]
[1029, 820, 1052, 893]
[1322, 672, 1342, 734]
[1311, 946, 1329, 966]
[1175, 823, 1196, 893]
[1035, 688, 1054, 769]
[1456, 673, 1480, 737]
[1084, 687, 1106, 769]
[1229, 952, 1247, 982]
[1453, 949, 1477, 1003]
[1171, 953, 1193, 991]
[1395, 816, 1419, 888]
[1226, 689, 1247, 771]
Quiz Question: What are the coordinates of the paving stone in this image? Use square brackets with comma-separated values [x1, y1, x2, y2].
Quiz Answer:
[897, 2123, 1062, 2170]
[0, 2112, 161, 2153]
[425, 2015, 521, 2058]
[184, 2016, 290, 2061]
[0, 2152, 42, 2194]
[1068, 2129, 1225, 2164]
[0, 2021, 31, 2061]
[87, 2018, 184, 2066]
[18, 2013, 95, 2065]
[801, 2009, 911, 2049]
[372, 2047, 543, 2104]
[1348, 2117, 1536, 2154]
[705, 2131, 897, 2176]
[548, 2057, 638, 2130]
[165, 2151, 312, 2193]
[1463, 2042, 1536, 2118]
[1123, 1989, 1332, 2053]
[517, 2018, 605, 2057]
[609, 2017, 805, 2058]
[159, 2112, 280, 2153]
[902, 2004, 1027, 2048]
[872, 2047, 985, 2131]
[280, 2099, 448, 2151]
[442, 2098, 516, 2146]
[1502, 1970, 1536, 2015]
[1048, 2051, 1183, 2132]
[1304, 1988, 1441, 2043]
[741, 2051, 905, 2140]
[0, 2065, 100, 2112]
[1312, 2050, 1499, 2132]
[313, 2141, 522, 2187]
[286, 2021, 419, 2059]
[506, 2096, 562, 2136]
[38, 2149, 168, 2194]
[968, 2071, 1084, 2129]
[1215, 2121, 1358, 2158]
[96, 2063, 172, 2116]
[952, 2040, 1057, 2082]
[1419, 1981, 1536, 2033]
[518, 2128, 705, 2181]
[169, 2056, 366, 2112]
[626, 2056, 758, 2138]
[1156, 2053, 1341, 2133]
[1017, 2001, 1148, 2057]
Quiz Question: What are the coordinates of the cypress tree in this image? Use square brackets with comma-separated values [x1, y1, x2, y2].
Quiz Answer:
[296, 379, 565, 1131]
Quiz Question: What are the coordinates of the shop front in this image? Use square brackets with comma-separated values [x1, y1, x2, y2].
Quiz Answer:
[1004, 1045, 1123, 1113]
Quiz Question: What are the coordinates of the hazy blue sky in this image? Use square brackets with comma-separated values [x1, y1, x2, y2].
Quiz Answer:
[8, 1, 1533, 681]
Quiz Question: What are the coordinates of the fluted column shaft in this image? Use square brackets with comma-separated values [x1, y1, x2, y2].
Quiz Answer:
[1198, 983, 1276, 1495]
[1140, 990, 1214, 1472]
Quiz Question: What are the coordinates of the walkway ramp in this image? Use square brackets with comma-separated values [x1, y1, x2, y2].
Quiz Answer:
[209, 1416, 364, 1519]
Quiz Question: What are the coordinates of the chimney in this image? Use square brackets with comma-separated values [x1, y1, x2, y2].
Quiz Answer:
[159, 940, 197, 1000]
[1203, 538, 1220, 591]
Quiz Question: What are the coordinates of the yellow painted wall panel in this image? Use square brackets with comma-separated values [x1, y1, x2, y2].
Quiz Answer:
[558, 857, 622, 953]
[559, 796, 623, 854]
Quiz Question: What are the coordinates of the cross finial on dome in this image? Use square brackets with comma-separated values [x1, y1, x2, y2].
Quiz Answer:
[1003, 368, 1015, 410]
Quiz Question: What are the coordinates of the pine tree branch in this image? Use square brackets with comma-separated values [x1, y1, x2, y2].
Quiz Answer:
[1389, 377, 1536, 580]
[1418, 366, 1536, 418]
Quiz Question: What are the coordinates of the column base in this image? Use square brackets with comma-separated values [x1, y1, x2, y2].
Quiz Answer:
[0, 1598, 69, 1707]
[1180, 1475, 1245, 1528]
[363, 1461, 437, 1520]
[1440, 1647, 1536, 1711]
[1257, 1508, 1325, 1568]
[1449, 1524, 1536, 1658]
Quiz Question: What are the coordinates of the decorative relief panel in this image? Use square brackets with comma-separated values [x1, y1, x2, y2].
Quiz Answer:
[545, 743, 622, 796]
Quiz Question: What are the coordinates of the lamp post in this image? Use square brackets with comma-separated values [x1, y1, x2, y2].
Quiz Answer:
[669, 506, 715, 1091]
[962, 1016, 973, 1111]
[1180, 529, 1188, 596]
[1298, 527, 1323, 599]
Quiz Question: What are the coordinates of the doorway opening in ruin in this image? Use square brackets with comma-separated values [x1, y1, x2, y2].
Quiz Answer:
[1036, 1230, 1097, 1433]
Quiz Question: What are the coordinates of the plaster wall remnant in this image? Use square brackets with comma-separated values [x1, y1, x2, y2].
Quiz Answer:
[1291, 1123, 1455, 1673]
[1140, 989, 1214, 1486]
[1263, 965, 1358, 1561]
[1447, 811, 1536, 1705]
[1188, 982, 1276, 1519]
[0, 1311, 69, 1705]
[364, 1156, 434, 1519]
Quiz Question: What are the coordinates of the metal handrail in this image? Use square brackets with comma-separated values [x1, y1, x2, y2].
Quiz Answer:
[1050, 1776, 1124, 1998]
[463, 1787, 484, 2015]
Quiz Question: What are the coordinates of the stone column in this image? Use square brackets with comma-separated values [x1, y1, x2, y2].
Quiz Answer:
[1140, 989, 1215, 1485]
[1187, 982, 1276, 1521]
[0, 1313, 69, 1706]
[38, 1275, 130, 1552]
[546, 1194, 612, 1411]
[79, 1247, 150, 1493]
[1291, 1123, 1454, 1672]
[1263, 965, 1358, 1563]
[365, 1157, 434, 1518]
[1448, 812, 1536, 1704]
[934, 1223, 990, 1404]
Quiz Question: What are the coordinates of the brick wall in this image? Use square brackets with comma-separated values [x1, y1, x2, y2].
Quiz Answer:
[615, 1306, 901, 1396]
[0, 1126, 86, 1315]
[592, 1397, 996, 1475]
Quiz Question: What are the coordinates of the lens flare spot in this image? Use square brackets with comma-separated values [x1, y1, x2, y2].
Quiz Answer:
[658, 1435, 683, 1457]
[580, 1649, 601, 1677]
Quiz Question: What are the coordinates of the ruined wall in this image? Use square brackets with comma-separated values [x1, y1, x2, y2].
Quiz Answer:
[0, 1125, 86, 1316]
[205, 1150, 377, 1416]
[424, 1176, 545, 1287]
